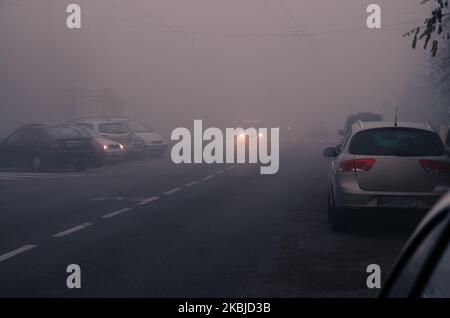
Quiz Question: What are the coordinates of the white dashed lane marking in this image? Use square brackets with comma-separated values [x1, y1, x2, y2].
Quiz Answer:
[0, 165, 238, 264]
[164, 188, 181, 195]
[137, 196, 160, 206]
[52, 223, 92, 238]
[0, 245, 37, 263]
[102, 208, 132, 219]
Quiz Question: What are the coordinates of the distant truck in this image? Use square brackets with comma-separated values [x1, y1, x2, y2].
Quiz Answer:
[339, 112, 383, 137]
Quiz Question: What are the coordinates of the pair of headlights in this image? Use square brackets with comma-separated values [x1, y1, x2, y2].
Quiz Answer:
[103, 144, 125, 150]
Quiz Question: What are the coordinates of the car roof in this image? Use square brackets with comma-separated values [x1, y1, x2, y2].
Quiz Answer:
[24, 123, 73, 129]
[350, 121, 435, 133]
[76, 119, 125, 124]
[77, 116, 131, 122]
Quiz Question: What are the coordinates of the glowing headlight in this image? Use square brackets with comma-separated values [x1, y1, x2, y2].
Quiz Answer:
[258, 132, 263, 138]
[103, 144, 108, 150]
[119, 144, 124, 150]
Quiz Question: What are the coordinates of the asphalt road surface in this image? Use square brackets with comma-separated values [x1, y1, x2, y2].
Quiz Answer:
[0, 142, 422, 297]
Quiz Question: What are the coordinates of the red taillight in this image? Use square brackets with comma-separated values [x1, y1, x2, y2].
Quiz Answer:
[420, 160, 450, 173]
[339, 159, 376, 172]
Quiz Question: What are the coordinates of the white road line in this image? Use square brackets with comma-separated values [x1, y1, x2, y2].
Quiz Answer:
[52, 223, 92, 238]
[0, 245, 37, 263]
[102, 208, 131, 218]
[215, 170, 225, 175]
[226, 166, 235, 170]
[0, 177, 20, 180]
[202, 175, 214, 181]
[164, 188, 181, 195]
[137, 196, 160, 206]
[185, 181, 200, 187]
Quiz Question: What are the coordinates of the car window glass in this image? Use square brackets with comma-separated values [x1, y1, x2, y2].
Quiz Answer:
[99, 123, 127, 134]
[124, 120, 153, 133]
[21, 129, 38, 144]
[350, 128, 444, 156]
[421, 234, 450, 298]
[386, 221, 445, 297]
[5, 129, 24, 144]
[42, 127, 82, 139]
[77, 123, 94, 130]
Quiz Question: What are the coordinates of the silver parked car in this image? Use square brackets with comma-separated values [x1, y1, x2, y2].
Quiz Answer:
[323, 121, 450, 232]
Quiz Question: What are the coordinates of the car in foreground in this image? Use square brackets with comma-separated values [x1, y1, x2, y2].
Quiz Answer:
[323, 121, 450, 232]
[0, 123, 94, 171]
[110, 117, 167, 158]
[73, 126, 125, 166]
[75, 119, 145, 159]
[379, 191, 450, 298]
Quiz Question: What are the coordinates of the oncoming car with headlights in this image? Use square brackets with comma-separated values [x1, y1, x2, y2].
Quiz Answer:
[323, 121, 450, 232]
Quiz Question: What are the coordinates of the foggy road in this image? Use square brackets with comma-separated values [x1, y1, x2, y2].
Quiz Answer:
[0, 142, 416, 297]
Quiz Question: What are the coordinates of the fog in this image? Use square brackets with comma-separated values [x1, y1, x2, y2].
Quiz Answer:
[0, 0, 439, 139]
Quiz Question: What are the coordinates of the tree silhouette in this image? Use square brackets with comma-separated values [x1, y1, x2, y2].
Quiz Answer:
[404, 0, 450, 57]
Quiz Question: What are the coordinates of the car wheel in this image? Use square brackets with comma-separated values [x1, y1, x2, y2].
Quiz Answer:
[328, 189, 347, 232]
[30, 155, 46, 171]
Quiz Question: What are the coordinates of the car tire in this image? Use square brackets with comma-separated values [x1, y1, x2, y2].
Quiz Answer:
[30, 155, 46, 172]
[328, 189, 347, 232]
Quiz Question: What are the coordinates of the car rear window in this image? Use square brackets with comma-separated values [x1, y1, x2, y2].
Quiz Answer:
[349, 128, 445, 156]
[42, 127, 83, 139]
[123, 120, 153, 133]
[99, 123, 127, 134]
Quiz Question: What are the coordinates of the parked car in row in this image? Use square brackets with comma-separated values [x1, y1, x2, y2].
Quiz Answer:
[75, 117, 167, 159]
[109, 117, 167, 158]
[73, 126, 125, 167]
[0, 123, 94, 171]
[323, 121, 450, 232]
[75, 118, 146, 160]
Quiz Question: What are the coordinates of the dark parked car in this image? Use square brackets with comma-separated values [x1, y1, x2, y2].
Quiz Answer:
[379, 191, 450, 298]
[0, 124, 94, 171]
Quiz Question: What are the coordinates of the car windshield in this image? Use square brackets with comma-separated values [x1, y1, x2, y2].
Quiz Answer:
[98, 123, 127, 134]
[124, 120, 153, 133]
[75, 126, 100, 138]
[349, 128, 445, 156]
[41, 126, 84, 139]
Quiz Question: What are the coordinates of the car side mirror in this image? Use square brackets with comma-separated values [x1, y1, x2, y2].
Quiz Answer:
[323, 147, 338, 158]
[338, 129, 345, 137]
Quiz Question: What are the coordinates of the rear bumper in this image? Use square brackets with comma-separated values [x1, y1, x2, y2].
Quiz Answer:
[334, 187, 447, 210]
